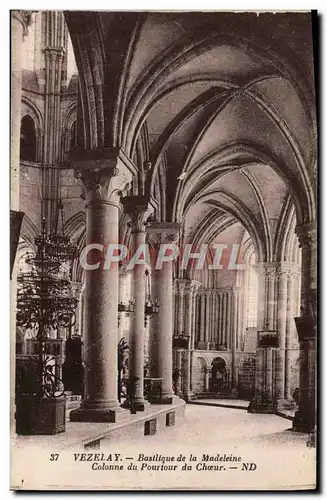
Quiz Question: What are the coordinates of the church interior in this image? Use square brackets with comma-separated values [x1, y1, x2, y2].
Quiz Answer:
[11, 10, 317, 446]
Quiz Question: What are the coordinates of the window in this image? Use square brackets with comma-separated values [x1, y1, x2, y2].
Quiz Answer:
[20, 115, 37, 162]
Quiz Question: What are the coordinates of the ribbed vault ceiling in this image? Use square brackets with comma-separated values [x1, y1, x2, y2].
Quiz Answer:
[65, 11, 316, 261]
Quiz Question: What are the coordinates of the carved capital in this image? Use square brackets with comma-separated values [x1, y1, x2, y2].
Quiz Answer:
[256, 262, 278, 280]
[184, 279, 202, 296]
[72, 149, 134, 206]
[295, 222, 317, 250]
[146, 222, 181, 245]
[175, 279, 189, 295]
[122, 195, 154, 233]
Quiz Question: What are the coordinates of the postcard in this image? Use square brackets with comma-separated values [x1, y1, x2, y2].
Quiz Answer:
[10, 9, 317, 491]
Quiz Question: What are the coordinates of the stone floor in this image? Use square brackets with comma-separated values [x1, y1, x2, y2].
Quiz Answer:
[11, 404, 316, 491]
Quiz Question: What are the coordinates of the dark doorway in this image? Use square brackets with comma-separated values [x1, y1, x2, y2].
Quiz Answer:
[210, 357, 228, 395]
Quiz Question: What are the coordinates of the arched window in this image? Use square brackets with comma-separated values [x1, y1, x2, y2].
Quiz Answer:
[20, 115, 37, 162]
[246, 252, 258, 327]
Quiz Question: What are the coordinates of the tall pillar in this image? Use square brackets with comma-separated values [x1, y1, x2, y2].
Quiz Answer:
[181, 281, 201, 401]
[11, 10, 33, 435]
[205, 367, 211, 392]
[249, 263, 278, 413]
[122, 196, 154, 411]
[204, 290, 210, 348]
[231, 287, 239, 395]
[275, 265, 289, 409]
[265, 265, 277, 330]
[176, 280, 186, 336]
[148, 222, 180, 403]
[198, 293, 206, 348]
[285, 266, 300, 399]
[248, 334, 279, 414]
[70, 150, 134, 422]
[11, 11, 33, 210]
[190, 288, 199, 391]
[293, 223, 317, 433]
[42, 12, 67, 227]
[225, 291, 231, 350]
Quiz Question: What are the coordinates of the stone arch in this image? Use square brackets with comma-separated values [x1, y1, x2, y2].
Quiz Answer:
[21, 96, 43, 162]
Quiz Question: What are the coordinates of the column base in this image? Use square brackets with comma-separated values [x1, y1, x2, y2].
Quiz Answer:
[150, 394, 174, 405]
[247, 397, 274, 414]
[70, 403, 128, 423]
[229, 388, 238, 398]
[275, 398, 296, 412]
[181, 390, 194, 402]
[121, 399, 150, 412]
[292, 409, 315, 433]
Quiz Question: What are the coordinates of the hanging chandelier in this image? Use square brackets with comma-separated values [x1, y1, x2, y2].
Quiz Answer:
[16, 201, 78, 398]
[144, 269, 159, 327]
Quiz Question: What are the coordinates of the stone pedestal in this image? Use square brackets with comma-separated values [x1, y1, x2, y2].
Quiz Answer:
[69, 149, 135, 423]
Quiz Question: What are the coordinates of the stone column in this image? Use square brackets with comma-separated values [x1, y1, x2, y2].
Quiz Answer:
[250, 264, 279, 413]
[225, 291, 231, 350]
[11, 11, 33, 434]
[256, 263, 277, 330]
[275, 265, 289, 410]
[204, 290, 210, 349]
[191, 290, 198, 351]
[122, 196, 154, 411]
[147, 222, 180, 403]
[11, 11, 33, 210]
[264, 265, 277, 330]
[248, 334, 279, 414]
[118, 266, 127, 337]
[198, 293, 206, 348]
[205, 367, 211, 392]
[181, 281, 201, 401]
[176, 280, 186, 336]
[293, 223, 317, 433]
[69, 150, 134, 422]
[231, 288, 239, 395]
[285, 266, 300, 399]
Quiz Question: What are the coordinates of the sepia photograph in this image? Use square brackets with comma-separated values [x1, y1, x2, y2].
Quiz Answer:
[9, 8, 317, 491]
